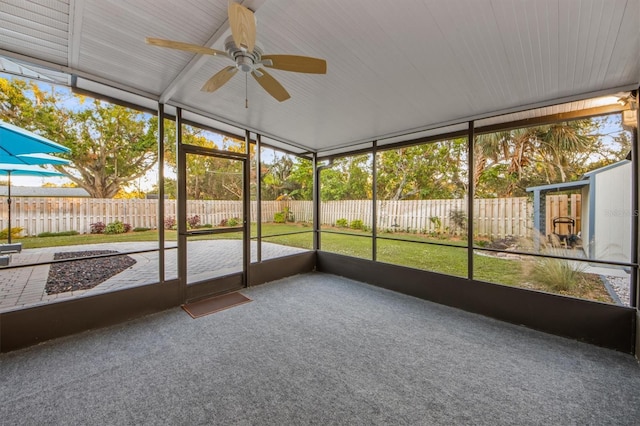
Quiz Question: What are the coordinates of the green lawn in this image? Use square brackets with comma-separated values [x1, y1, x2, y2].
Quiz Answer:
[321, 231, 522, 284]
[12, 222, 611, 303]
[18, 229, 169, 249]
[17, 223, 309, 248]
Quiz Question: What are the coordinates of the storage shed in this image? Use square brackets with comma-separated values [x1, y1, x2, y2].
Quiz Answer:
[527, 159, 632, 263]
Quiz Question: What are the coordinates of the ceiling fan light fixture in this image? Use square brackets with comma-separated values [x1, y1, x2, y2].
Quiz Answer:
[237, 55, 253, 73]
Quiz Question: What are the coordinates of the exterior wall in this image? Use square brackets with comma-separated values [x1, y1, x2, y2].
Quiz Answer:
[593, 162, 632, 262]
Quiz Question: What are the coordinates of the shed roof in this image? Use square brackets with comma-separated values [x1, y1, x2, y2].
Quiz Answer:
[526, 180, 590, 193]
[582, 159, 631, 177]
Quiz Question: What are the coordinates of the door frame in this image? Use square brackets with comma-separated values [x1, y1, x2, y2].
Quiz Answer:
[176, 115, 250, 302]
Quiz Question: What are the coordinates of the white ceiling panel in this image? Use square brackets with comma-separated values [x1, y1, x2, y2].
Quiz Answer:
[318, 143, 374, 159]
[377, 123, 470, 147]
[72, 0, 231, 95]
[0, 0, 70, 63]
[0, 0, 638, 153]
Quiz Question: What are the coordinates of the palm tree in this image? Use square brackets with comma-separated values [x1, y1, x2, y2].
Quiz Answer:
[474, 129, 535, 196]
[474, 120, 596, 195]
[534, 121, 593, 183]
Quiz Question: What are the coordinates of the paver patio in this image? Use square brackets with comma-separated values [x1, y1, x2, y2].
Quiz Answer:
[0, 240, 307, 313]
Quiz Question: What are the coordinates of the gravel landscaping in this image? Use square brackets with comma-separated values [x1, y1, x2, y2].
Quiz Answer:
[45, 250, 136, 295]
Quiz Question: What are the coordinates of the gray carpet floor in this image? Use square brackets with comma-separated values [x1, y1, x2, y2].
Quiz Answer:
[1, 272, 639, 425]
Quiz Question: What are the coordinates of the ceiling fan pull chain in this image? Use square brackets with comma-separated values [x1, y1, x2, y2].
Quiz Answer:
[245, 72, 249, 109]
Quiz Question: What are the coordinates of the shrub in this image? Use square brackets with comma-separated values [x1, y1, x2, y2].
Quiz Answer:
[474, 239, 489, 248]
[283, 206, 294, 222]
[274, 207, 294, 223]
[90, 222, 106, 234]
[449, 209, 467, 233]
[133, 227, 151, 232]
[164, 216, 176, 230]
[187, 215, 201, 229]
[429, 216, 442, 234]
[350, 219, 364, 230]
[533, 257, 586, 292]
[104, 221, 126, 235]
[227, 217, 240, 227]
[0, 227, 23, 239]
[336, 218, 348, 228]
[219, 218, 228, 227]
[123, 223, 132, 233]
[37, 231, 79, 237]
[200, 223, 213, 228]
[274, 212, 286, 223]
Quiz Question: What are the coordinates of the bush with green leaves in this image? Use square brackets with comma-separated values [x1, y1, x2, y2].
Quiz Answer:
[448, 209, 467, 234]
[227, 217, 240, 227]
[104, 221, 127, 235]
[133, 227, 151, 232]
[350, 219, 364, 230]
[429, 216, 442, 235]
[335, 218, 348, 228]
[274, 206, 294, 223]
[0, 227, 23, 239]
[283, 206, 294, 222]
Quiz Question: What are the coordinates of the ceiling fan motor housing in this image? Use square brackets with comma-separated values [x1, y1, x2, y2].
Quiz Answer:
[225, 35, 263, 73]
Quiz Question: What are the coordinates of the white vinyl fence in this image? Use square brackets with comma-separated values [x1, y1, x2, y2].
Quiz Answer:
[0, 197, 532, 239]
[323, 198, 533, 238]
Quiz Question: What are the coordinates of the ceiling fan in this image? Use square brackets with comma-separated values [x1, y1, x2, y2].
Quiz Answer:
[146, 1, 327, 103]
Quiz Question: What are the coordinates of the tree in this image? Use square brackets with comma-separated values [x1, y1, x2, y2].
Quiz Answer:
[319, 155, 372, 201]
[474, 120, 602, 197]
[377, 139, 467, 200]
[287, 157, 314, 200]
[162, 122, 246, 200]
[261, 154, 295, 200]
[260, 153, 315, 201]
[0, 77, 158, 198]
[55, 100, 157, 198]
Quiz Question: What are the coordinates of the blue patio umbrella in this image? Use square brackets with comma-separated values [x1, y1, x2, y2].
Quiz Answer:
[0, 120, 70, 155]
[0, 164, 64, 244]
[0, 152, 70, 166]
[0, 121, 71, 244]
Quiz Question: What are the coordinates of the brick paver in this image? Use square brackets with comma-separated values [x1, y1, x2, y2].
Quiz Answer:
[0, 240, 307, 312]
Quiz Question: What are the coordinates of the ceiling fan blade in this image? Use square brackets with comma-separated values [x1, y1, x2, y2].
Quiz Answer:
[228, 1, 256, 53]
[146, 37, 226, 56]
[251, 69, 290, 102]
[201, 66, 238, 92]
[261, 55, 327, 74]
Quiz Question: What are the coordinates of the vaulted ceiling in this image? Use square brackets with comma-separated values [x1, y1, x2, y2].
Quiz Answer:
[1, 0, 639, 155]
